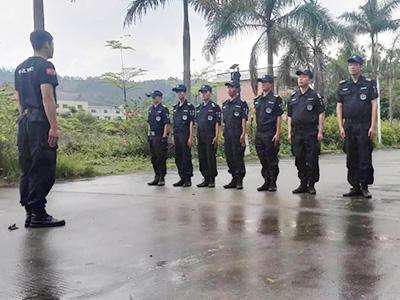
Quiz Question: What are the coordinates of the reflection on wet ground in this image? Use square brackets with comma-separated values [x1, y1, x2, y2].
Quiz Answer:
[0, 151, 399, 299]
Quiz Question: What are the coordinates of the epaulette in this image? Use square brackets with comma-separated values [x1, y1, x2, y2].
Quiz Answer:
[275, 95, 282, 101]
[196, 104, 201, 108]
[317, 93, 322, 99]
[291, 91, 297, 96]
[211, 102, 215, 107]
[253, 95, 261, 101]
[339, 79, 347, 84]
[365, 78, 371, 82]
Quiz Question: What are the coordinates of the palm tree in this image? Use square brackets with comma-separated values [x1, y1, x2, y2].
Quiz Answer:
[124, 0, 220, 97]
[340, 0, 400, 78]
[278, 0, 349, 95]
[203, 0, 301, 94]
[340, 0, 400, 143]
[33, 0, 45, 30]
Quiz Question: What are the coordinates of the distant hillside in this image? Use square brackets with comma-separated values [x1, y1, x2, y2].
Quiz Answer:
[0, 68, 179, 106]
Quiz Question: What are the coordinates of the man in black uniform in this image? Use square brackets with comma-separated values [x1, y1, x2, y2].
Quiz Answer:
[222, 80, 249, 190]
[287, 70, 325, 195]
[337, 55, 378, 199]
[254, 75, 283, 192]
[172, 84, 195, 187]
[14, 30, 65, 228]
[195, 85, 221, 188]
[147, 90, 170, 186]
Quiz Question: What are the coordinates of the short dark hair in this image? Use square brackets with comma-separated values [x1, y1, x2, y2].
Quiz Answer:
[30, 30, 53, 51]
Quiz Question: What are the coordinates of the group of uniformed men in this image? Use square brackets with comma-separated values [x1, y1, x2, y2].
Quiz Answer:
[14, 30, 377, 228]
[147, 56, 377, 200]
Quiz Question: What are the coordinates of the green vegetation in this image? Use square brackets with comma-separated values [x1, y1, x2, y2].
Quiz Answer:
[1, 88, 399, 185]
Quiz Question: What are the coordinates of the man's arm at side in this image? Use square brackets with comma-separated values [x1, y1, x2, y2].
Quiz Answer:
[40, 83, 59, 148]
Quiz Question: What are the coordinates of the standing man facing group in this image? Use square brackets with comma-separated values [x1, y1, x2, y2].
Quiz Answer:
[337, 55, 378, 199]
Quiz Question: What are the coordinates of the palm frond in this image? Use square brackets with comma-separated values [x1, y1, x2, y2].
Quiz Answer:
[249, 32, 267, 95]
[124, 0, 169, 27]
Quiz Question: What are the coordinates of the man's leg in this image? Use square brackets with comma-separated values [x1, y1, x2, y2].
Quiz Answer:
[292, 131, 308, 193]
[223, 134, 237, 188]
[266, 133, 280, 191]
[357, 124, 374, 198]
[305, 130, 320, 194]
[232, 134, 246, 189]
[206, 134, 218, 184]
[255, 133, 269, 191]
[182, 133, 193, 186]
[345, 125, 360, 188]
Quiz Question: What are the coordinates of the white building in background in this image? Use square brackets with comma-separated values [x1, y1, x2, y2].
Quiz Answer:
[57, 100, 89, 115]
[57, 100, 125, 120]
[89, 105, 125, 120]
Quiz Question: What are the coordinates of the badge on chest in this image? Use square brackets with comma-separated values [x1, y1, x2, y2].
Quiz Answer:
[360, 94, 367, 101]
[156, 116, 161, 122]
[266, 107, 272, 114]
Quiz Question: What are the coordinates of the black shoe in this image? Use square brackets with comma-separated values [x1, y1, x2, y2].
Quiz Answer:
[223, 178, 237, 189]
[197, 179, 209, 188]
[30, 211, 66, 228]
[268, 181, 277, 192]
[308, 185, 316, 195]
[292, 184, 308, 194]
[361, 185, 372, 199]
[236, 178, 243, 190]
[157, 177, 165, 186]
[173, 179, 185, 187]
[183, 180, 192, 187]
[343, 187, 362, 197]
[25, 207, 32, 228]
[257, 181, 270, 192]
[148, 176, 159, 186]
[208, 182, 215, 188]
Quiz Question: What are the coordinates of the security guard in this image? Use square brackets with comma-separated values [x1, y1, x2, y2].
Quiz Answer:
[287, 70, 325, 195]
[337, 55, 378, 199]
[254, 75, 283, 192]
[147, 90, 170, 186]
[222, 80, 249, 190]
[14, 30, 65, 228]
[172, 84, 195, 187]
[195, 85, 221, 188]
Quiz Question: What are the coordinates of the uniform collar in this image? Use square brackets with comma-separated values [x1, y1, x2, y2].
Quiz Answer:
[228, 95, 240, 103]
[350, 75, 365, 85]
[298, 86, 311, 96]
[202, 100, 211, 107]
[261, 90, 274, 99]
[176, 100, 187, 107]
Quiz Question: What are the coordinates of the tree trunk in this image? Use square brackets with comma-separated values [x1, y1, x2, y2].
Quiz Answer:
[266, 30, 274, 77]
[313, 50, 324, 95]
[183, 0, 191, 99]
[389, 73, 393, 124]
[33, 0, 45, 30]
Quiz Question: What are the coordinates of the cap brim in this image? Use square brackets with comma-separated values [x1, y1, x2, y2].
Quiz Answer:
[295, 70, 305, 76]
[258, 79, 273, 83]
[348, 58, 362, 64]
[172, 88, 185, 92]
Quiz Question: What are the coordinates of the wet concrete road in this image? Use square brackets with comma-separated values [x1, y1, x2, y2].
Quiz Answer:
[0, 150, 399, 299]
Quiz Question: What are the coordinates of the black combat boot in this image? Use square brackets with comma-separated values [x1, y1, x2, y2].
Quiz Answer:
[183, 178, 192, 187]
[208, 178, 215, 188]
[257, 179, 270, 192]
[292, 182, 308, 194]
[173, 178, 185, 187]
[25, 206, 32, 228]
[157, 177, 165, 186]
[148, 176, 159, 186]
[197, 178, 209, 188]
[236, 177, 243, 190]
[308, 184, 316, 195]
[343, 185, 362, 197]
[268, 179, 277, 192]
[223, 177, 237, 189]
[30, 208, 66, 228]
[361, 184, 372, 199]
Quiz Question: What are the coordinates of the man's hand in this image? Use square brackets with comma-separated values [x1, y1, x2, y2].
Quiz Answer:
[339, 127, 346, 141]
[287, 133, 292, 144]
[272, 133, 280, 146]
[212, 137, 219, 148]
[187, 137, 193, 149]
[368, 126, 376, 140]
[317, 131, 324, 143]
[48, 127, 60, 148]
[240, 134, 246, 147]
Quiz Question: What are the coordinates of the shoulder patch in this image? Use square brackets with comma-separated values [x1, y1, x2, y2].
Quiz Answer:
[339, 79, 347, 84]
[291, 91, 296, 96]
[365, 78, 371, 82]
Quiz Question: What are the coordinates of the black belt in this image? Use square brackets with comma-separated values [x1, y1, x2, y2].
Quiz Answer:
[345, 118, 369, 124]
[293, 123, 318, 129]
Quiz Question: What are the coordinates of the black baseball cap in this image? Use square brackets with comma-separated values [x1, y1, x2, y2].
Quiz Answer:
[172, 84, 187, 93]
[348, 55, 364, 65]
[225, 80, 240, 88]
[296, 69, 314, 79]
[257, 75, 274, 83]
[146, 90, 163, 98]
[199, 84, 212, 93]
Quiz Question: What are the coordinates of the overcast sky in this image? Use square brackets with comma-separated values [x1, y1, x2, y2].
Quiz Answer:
[0, 0, 398, 81]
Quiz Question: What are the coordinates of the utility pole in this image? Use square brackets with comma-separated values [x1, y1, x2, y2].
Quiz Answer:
[33, 0, 45, 30]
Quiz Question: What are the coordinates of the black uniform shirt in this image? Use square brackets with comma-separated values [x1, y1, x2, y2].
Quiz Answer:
[254, 91, 283, 132]
[222, 96, 249, 133]
[15, 56, 58, 112]
[337, 76, 378, 123]
[147, 103, 170, 136]
[195, 101, 221, 134]
[287, 87, 325, 126]
[173, 100, 195, 134]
